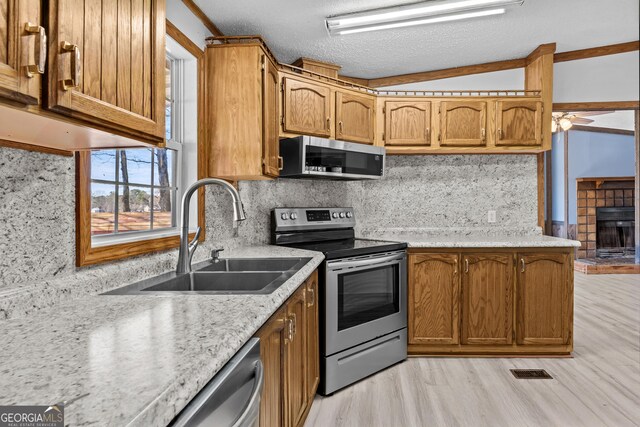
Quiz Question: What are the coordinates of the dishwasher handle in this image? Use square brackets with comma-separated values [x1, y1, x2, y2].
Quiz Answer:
[232, 360, 264, 427]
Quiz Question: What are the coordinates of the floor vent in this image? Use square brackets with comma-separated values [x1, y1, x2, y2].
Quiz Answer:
[510, 369, 553, 379]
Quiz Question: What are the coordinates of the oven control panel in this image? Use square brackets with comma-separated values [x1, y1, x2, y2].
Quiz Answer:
[273, 207, 355, 231]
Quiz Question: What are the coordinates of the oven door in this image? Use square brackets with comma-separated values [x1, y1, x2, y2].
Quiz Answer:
[324, 250, 407, 356]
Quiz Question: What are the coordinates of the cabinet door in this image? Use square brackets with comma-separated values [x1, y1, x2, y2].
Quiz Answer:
[285, 287, 307, 427]
[461, 254, 513, 345]
[496, 101, 542, 146]
[335, 90, 375, 144]
[305, 272, 319, 404]
[282, 76, 331, 137]
[409, 253, 460, 344]
[258, 308, 287, 427]
[262, 55, 280, 177]
[384, 101, 431, 146]
[440, 101, 487, 147]
[46, 0, 165, 142]
[516, 253, 572, 345]
[0, 0, 41, 104]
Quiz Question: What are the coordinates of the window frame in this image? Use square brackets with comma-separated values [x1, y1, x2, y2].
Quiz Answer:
[76, 21, 206, 267]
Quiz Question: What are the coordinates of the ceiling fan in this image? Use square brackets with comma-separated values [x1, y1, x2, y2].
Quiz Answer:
[551, 111, 612, 132]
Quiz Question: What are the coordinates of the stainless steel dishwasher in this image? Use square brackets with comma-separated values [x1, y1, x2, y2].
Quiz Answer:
[171, 338, 263, 427]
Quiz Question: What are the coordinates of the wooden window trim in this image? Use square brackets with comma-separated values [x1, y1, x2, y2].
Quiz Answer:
[76, 21, 206, 267]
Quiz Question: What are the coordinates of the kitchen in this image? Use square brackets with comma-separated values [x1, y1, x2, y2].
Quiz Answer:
[0, 0, 639, 426]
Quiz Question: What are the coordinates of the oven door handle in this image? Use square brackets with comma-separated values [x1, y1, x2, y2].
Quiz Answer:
[328, 253, 405, 271]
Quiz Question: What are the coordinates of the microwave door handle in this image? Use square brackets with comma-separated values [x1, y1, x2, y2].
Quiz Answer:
[328, 253, 404, 271]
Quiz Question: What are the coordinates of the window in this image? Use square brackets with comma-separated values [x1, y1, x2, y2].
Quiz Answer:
[76, 25, 204, 267]
[89, 51, 183, 243]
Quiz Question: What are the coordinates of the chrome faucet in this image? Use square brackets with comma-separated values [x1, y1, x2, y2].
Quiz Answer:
[176, 178, 246, 274]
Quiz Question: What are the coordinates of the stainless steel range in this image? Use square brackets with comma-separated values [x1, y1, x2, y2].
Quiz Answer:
[272, 207, 407, 395]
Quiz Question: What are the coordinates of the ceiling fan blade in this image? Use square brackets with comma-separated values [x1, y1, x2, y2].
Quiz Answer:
[573, 111, 613, 117]
[572, 117, 594, 124]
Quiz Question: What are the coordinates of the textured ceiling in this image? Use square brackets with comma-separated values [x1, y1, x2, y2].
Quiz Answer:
[194, 0, 639, 79]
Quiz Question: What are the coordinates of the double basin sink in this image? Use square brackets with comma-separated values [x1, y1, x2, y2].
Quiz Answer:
[104, 257, 312, 295]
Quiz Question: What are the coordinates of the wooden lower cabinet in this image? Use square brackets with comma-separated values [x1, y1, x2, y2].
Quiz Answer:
[258, 307, 287, 427]
[408, 249, 573, 356]
[461, 253, 514, 345]
[516, 253, 573, 345]
[409, 253, 460, 344]
[305, 272, 320, 401]
[257, 271, 319, 427]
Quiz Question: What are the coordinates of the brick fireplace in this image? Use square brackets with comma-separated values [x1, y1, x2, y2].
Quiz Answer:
[576, 177, 635, 259]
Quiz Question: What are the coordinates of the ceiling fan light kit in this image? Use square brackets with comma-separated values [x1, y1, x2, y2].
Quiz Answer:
[325, 0, 525, 35]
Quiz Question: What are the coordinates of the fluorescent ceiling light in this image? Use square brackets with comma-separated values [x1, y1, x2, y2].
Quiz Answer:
[326, 0, 523, 35]
[336, 8, 505, 35]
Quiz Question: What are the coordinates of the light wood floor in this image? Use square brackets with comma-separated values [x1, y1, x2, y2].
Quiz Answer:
[305, 273, 640, 427]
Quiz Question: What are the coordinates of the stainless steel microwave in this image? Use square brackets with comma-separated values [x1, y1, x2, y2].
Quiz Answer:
[279, 136, 385, 180]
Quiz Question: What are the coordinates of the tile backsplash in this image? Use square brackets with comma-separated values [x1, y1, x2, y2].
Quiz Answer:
[0, 146, 538, 318]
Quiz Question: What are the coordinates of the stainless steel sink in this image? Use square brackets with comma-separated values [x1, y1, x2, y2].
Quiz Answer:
[102, 257, 312, 295]
[197, 258, 305, 272]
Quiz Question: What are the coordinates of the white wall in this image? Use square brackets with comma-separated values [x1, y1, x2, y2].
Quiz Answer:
[553, 52, 640, 102]
[380, 68, 523, 91]
[166, 0, 212, 49]
[380, 51, 640, 103]
[552, 130, 636, 223]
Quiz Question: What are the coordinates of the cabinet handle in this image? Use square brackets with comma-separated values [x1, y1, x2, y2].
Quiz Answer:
[520, 258, 525, 273]
[24, 23, 46, 77]
[277, 156, 283, 171]
[307, 285, 315, 307]
[327, 117, 331, 131]
[437, 133, 441, 142]
[290, 313, 296, 339]
[338, 121, 343, 134]
[425, 128, 430, 141]
[454, 257, 458, 275]
[60, 41, 80, 90]
[481, 128, 486, 141]
[464, 258, 469, 273]
[497, 128, 503, 140]
[287, 318, 294, 342]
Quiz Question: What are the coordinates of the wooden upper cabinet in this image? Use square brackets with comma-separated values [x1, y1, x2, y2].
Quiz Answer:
[0, 0, 42, 104]
[285, 286, 307, 427]
[206, 44, 279, 180]
[440, 101, 487, 147]
[282, 76, 331, 137]
[306, 272, 320, 402]
[384, 101, 431, 146]
[258, 307, 287, 427]
[335, 90, 375, 144]
[409, 253, 460, 345]
[461, 253, 513, 345]
[496, 100, 542, 146]
[516, 253, 572, 345]
[262, 55, 280, 177]
[46, 0, 165, 143]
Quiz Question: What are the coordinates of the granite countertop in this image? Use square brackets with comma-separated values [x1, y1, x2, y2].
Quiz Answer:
[0, 245, 324, 427]
[360, 230, 581, 248]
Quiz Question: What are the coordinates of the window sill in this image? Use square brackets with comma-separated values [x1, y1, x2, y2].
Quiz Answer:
[78, 231, 200, 267]
[91, 228, 199, 248]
